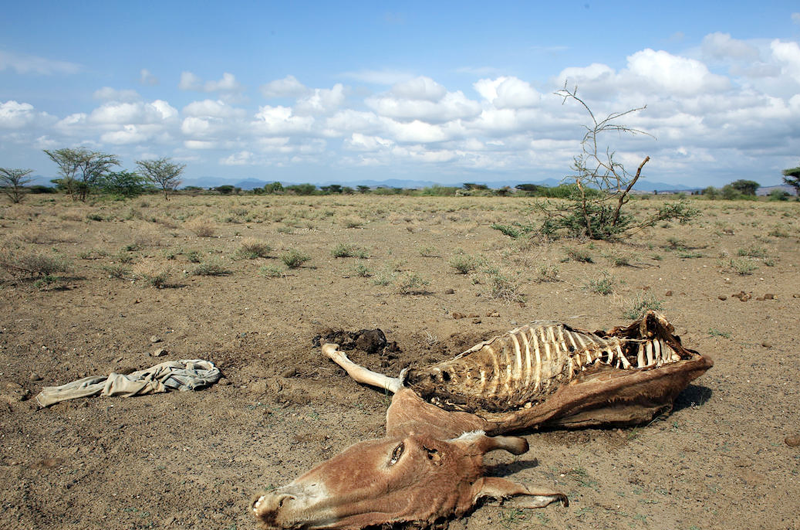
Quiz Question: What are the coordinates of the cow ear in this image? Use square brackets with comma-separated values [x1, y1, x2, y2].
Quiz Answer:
[474, 477, 568, 508]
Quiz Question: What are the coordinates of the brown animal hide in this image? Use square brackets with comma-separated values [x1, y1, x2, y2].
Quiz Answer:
[252, 312, 712, 529]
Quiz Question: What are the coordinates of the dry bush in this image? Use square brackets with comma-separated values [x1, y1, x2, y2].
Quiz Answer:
[132, 261, 172, 288]
[131, 226, 163, 248]
[185, 218, 216, 237]
[12, 227, 76, 245]
[236, 238, 272, 259]
[0, 249, 71, 279]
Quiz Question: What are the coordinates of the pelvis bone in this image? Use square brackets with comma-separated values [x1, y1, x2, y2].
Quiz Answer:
[253, 311, 712, 529]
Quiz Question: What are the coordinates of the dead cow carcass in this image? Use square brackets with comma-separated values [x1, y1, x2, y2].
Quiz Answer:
[253, 311, 712, 529]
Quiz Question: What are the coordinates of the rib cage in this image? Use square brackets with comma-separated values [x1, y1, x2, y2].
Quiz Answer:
[404, 312, 693, 414]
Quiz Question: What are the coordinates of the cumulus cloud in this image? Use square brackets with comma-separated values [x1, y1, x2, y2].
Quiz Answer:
[183, 99, 246, 119]
[221, 150, 254, 165]
[0, 101, 55, 129]
[6, 31, 800, 187]
[701, 32, 760, 62]
[771, 40, 800, 84]
[0, 50, 81, 75]
[366, 77, 481, 124]
[390, 76, 447, 101]
[626, 49, 731, 95]
[253, 105, 315, 135]
[473, 76, 541, 108]
[295, 84, 346, 115]
[179, 71, 244, 97]
[343, 133, 394, 151]
[88, 100, 178, 125]
[260, 75, 308, 98]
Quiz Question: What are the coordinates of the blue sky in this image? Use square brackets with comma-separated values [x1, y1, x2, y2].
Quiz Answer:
[2, 1, 799, 188]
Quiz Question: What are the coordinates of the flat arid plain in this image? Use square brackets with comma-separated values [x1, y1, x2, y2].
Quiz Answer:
[1, 194, 798, 530]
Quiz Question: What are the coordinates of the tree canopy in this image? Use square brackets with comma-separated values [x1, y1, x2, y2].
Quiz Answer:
[135, 157, 186, 200]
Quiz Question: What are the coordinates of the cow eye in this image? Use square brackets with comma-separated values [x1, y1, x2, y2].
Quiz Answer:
[389, 442, 404, 465]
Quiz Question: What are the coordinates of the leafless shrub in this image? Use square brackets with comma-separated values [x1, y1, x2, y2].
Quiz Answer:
[186, 218, 216, 237]
[0, 249, 71, 279]
[132, 261, 172, 288]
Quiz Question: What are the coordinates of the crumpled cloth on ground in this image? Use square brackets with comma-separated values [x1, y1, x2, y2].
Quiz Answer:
[35, 359, 221, 408]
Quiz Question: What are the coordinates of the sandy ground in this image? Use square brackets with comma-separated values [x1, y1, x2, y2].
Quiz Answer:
[1, 194, 798, 530]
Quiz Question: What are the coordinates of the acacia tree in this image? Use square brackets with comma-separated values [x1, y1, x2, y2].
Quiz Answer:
[44, 148, 120, 201]
[0, 168, 34, 203]
[730, 179, 760, 196]
[534, 85, 698, 240]
[782, 166, 800, 195]
[135, 157, 186, 200]
[43, 148, 81, 199]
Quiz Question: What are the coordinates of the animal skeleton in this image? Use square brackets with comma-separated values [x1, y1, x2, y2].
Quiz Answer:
[253, 311, 712, 529]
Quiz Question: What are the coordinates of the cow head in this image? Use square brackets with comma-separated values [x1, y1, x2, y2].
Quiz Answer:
[252, 430, 566, 529]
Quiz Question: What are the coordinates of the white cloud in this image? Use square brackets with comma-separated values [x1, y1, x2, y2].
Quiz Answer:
[205, 72, 241, 92]
[184, 140, 217, 150]
[793, 13, 800, 25]
[701, 32, 760, 62]
[390, 76, 447, 101]
[179, 71, 203, 91]
[179, 71, 243, 95]
[295, 84, 346, 115]
[253, 105, 315, 135]
[140, 69, 159, 86]
[343, 133, 394, 151]
[0, 50, 81, 75]
[183, 99, 245, 119]
[221, 150, 254, 165]
[0, 100, 54, 129]
[626, 49, 730, 95]
[88, 100, 178, 125]
[381, 119, 449, 143]
[366, 87, 481, 123]
[473, 76, 541, 108]
[101, 124, 150, 145]
[260, 75, 308, 98]
[770, 40, 800, 84]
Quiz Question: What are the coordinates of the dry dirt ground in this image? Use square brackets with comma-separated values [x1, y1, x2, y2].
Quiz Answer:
[0, 194, 798, 530]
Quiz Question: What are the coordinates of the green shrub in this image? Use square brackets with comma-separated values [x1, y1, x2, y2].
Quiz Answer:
[0, 250, 71, 278]
[584, 271, 615, 295]
[622, 292, 664, 320]
[236, 238, 271, 259]
[191, 260, 231, 276]
[281, 249, 311, 269]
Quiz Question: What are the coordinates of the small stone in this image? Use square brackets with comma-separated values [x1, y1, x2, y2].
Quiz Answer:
[718, 295, 727, 301]
[149, 335, 162, 344]
[151, 348, 167, 357]
[29, 373, 42, 382]
[762, 293, 774, 300]
[444, 288, 455, 295]
[486, 311, 500, 317]
[762, 342, 772, 349]
[282, 367, 298, 378]
[665, 290, 673, 297]
[452, 312, 466, 320]
[785, 435, 800, 448]
[471, 319, 482, 324]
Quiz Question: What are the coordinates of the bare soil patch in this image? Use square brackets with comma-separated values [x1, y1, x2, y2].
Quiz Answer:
[1, 195, 799, 529]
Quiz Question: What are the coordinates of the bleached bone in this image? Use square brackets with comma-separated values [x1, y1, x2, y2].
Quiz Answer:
[253, 311, 712, 529]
